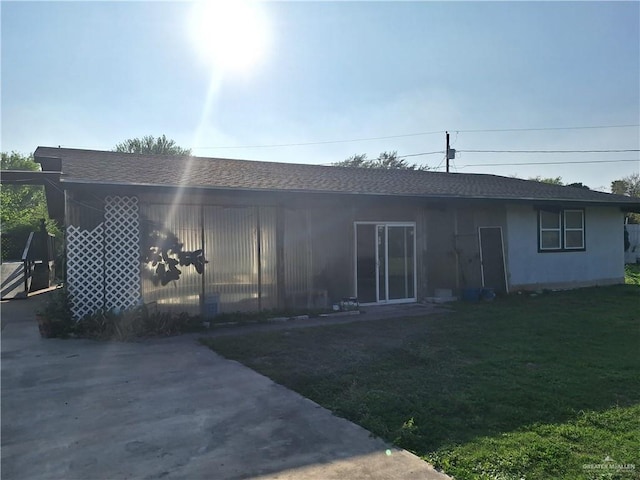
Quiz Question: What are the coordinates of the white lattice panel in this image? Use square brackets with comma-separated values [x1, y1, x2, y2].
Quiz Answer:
[67, 224, 104, 319]
[104, 196, 141, 311]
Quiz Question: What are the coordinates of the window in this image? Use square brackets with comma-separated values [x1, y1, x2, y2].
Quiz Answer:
[564, 210, 585, 249]
[538, 209, 584, 251]
[540, 210, 561, 250]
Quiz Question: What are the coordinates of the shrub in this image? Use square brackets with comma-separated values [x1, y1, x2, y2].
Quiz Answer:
[625, 264, 640, 285]
[74, 304, 205, 341]
[39, 287, 75, 338]
[41, 289, 204, 341]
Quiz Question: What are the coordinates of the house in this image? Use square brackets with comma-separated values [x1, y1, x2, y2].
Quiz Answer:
[35, 146, 640, 319]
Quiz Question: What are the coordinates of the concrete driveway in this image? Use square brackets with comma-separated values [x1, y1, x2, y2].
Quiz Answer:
[1, 295, 449, 480]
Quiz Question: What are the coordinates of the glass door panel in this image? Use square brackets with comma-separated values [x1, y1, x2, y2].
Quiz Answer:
[388, 226, 415, 300]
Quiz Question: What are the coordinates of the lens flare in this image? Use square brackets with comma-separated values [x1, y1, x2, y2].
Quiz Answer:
[188, 1, 270, 73]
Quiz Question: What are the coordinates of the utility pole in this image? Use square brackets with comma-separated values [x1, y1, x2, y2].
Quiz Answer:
[445, 131, 450, 173]
[445, 131, 455, 173]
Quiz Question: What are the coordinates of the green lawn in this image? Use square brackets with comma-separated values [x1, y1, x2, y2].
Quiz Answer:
[626, 264, 640, 285]
[202, 285, 640, 480]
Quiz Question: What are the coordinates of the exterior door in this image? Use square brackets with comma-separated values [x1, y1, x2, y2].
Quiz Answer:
[478, 226, 508, 293]
[355, 223, 416, 304]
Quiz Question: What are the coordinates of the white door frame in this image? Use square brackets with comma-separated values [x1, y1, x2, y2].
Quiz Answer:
[354, 222, 417, 305]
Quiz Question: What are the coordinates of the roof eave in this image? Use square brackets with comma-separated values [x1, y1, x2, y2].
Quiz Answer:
[57, 178, 640, 209]
[0, 170, 61, 185]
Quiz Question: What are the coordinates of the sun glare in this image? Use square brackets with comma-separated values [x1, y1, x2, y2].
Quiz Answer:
[189, 1, 270, 73]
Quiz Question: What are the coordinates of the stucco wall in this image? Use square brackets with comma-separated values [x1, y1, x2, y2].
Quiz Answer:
[506, 205, 624, 289]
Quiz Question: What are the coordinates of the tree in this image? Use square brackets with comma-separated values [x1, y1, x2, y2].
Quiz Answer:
[1, 151, 39, 171]
[528, 176, 563, 185]
[333, 151, 430, 170]
[566, 182, 590, 190]
[1, 152, 49, 232]
[611, 173, 640, 224]
[114, 134, 191, 156]
[1, 152, 61, 259]
[335, 153, 369, 168]
[611, 173, 640, 198]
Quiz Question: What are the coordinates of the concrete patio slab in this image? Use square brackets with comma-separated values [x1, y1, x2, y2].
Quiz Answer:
[1, 295, 450, 480]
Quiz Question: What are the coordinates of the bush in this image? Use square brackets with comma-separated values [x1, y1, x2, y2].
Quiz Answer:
[41, 289, 205, 341]
[39, 287, 75, 337]
[625, 264, 640, 285]
[74, 305, 206, 341]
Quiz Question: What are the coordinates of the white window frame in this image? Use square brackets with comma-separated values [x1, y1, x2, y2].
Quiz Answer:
[563, 210, 585, 250]
[538, 208, 586, 252]
[539, 210, 562, 251]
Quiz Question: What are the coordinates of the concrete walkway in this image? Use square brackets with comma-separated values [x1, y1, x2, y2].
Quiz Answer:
[1, 296, 450, 480]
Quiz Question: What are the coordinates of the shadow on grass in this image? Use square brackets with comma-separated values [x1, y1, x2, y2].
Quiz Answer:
[202, 285, 639, 476]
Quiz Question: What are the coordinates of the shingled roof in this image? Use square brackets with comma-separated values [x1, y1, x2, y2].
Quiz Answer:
[34, 146, 640, 208]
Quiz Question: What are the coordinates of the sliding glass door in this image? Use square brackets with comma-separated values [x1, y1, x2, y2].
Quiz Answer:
[355, 223, 416, 304]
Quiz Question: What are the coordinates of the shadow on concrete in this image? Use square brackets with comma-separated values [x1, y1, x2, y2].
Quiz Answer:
[1, 262, 25, 300]
[1, 293, 449, 480]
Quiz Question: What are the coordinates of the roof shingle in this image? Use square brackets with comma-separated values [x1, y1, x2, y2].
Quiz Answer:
[34, 146, 640, 207]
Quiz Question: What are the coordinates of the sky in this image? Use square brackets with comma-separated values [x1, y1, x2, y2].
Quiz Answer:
[2, 0, 639, 192]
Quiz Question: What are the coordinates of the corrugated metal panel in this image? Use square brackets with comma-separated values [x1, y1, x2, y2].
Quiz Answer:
[203, 206, 259, 313]
[308, 208, 353, 304]
[455, 208, 482, 289]
[64, 191, 81, 227]
[258, 206, 278, 310]
[139, 204, 203, 315]
[284, 208, 313, 308]
[425, 208, 457, 293]
[65, 191, 104, 230]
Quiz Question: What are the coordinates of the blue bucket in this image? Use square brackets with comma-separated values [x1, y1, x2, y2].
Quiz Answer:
[481, 288, 496, 301]
[461, 288, 482, 302]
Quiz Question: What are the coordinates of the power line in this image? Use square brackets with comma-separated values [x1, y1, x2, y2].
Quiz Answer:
[191, 124, 639, 150]
[456, 159, 640, 169]
[52, 124, 639, 152]
[434, 153, 447, 171]
[453, 124, 640, 133]
[398, 151, 443, 158]
[458, 149, 639, 154]
[327, 153, 638, 170]
[195, 130, 444, 150]
[318, 150, 443, 165]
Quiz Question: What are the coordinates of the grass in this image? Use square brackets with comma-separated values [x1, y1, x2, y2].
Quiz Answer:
[625, 264, 640, 285]
[201, 285, 640, 480]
